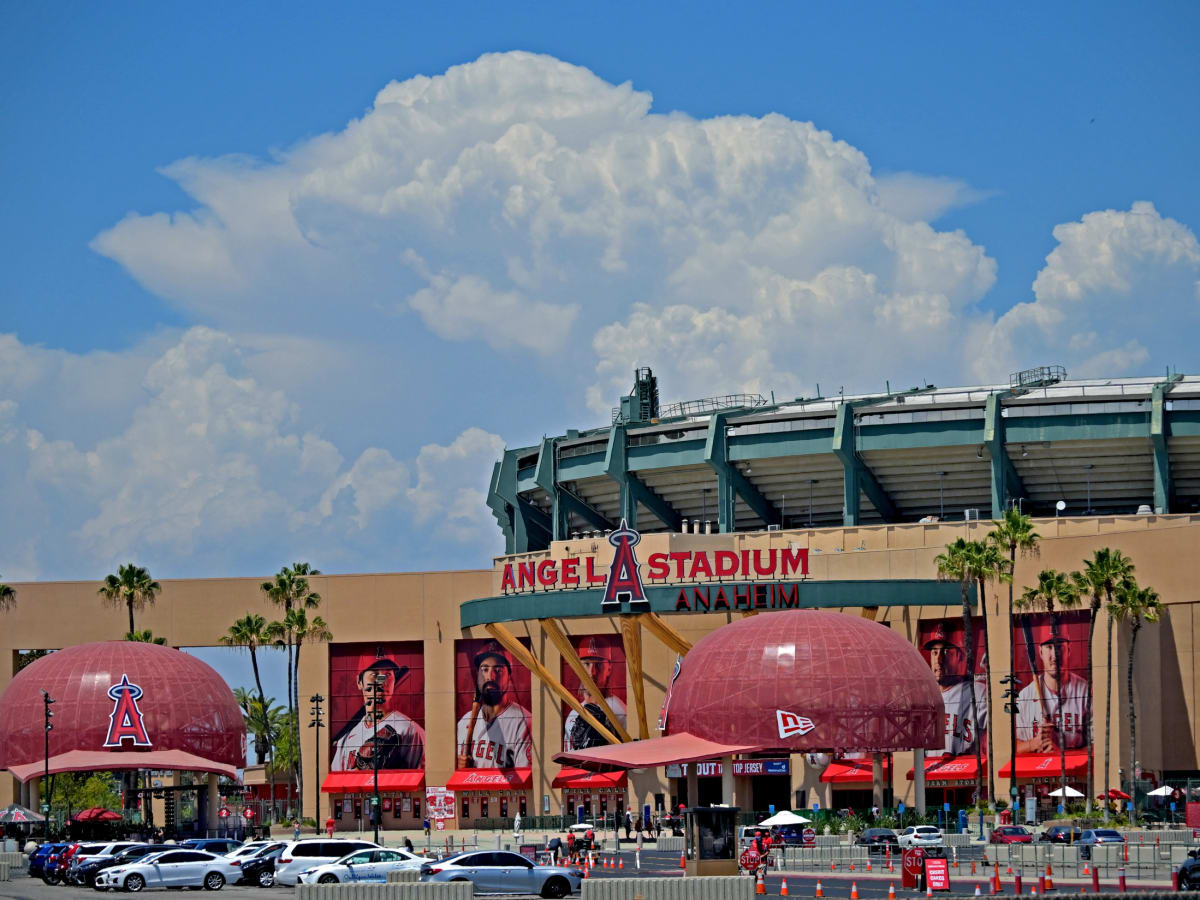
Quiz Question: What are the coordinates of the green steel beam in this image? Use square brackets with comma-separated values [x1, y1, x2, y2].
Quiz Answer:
[1151, 374, 1183, 513]
[604, 424, 682, 532]
[985, 393, 1027, 518]
[486, 460, 516, 553]
[492, 448, 551, 552]
[705, 412, 779, 530]
[535, 437, 615, 539]
[833, 403, 897, 525]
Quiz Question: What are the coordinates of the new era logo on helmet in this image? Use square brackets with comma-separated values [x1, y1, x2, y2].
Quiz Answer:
[776, 709, 814, 739]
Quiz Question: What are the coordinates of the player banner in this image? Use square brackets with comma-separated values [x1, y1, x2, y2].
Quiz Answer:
[918, 616, 987, 757]
[560, 634, 627, 751]
[454, 637, 534, 769]
[329, 642, 426, 772]
[1012, 610, 1091, 757]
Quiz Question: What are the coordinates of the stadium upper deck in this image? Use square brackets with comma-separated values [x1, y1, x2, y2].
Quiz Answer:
[489, 368, 1200, 553]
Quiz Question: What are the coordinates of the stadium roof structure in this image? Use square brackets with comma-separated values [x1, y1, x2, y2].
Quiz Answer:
[489, 367, 1200, 553]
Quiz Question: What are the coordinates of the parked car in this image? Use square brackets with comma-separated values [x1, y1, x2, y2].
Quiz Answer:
[180, 838, 243, 855]
[773, 824, 811, 845]
[1177, 847, 1200, 890]
[1039, 826, 1083, 844]
[1076, 829, 1125, 859]
[897, 825, 944, 848]
[223, 840, 272, 860]
[298, 847, 432, 884]
[856, 828, 900, 853]
[234, 842, 287, 888]
[27, 842, 68, 880]
[272, 838, 380, 886]
[77, 843, 172, 889]
[92, 849, 242, 892]
[420, 850, 583, 898]
[990, 826, 1034, 845]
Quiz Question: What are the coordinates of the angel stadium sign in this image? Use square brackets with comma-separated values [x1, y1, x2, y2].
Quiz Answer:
[461, 520, 969, 628]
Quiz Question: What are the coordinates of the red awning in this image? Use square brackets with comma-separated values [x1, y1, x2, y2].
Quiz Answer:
[551, 768, 628, 790]
[320, 771, 425, 793]
[998, 752, 1089, 778]
[7, 749, 238, 784]
[553, 732, 762, 772]
[445, 768, 533, 790]
[906, 755, 980, 782]
[820, 759, 890, 784]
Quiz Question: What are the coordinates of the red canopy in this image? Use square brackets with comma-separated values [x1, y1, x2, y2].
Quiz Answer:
[907, 754, 980, 782]
[820, 758, 890, 784]
[998, 752, 1088, 778]
[320, 771, 424, 792]
[554, 732, 761, 772]
[445, 768, 532, 790]
[551, 768, 628, 789]
[1098, 788, 1132, 800]
[8, 749, 239, 783]
[74, 807, 122, 822]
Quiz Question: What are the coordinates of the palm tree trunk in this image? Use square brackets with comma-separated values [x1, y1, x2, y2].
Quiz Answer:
[294, 641, 304, 821]
[1128, 620, 1140, 826]
[1007, 545, 1018, 815]
[1103, 613, 1114, 822]
[128, 600, 136, 636]
[961, 577, 984, 806]
[978, 576, 996, 806]
[1085, 604, 1098, 815]
[285, 638, 294, 816]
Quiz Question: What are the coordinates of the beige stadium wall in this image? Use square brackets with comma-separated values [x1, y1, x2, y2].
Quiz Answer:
[2, 514, 1198, 816]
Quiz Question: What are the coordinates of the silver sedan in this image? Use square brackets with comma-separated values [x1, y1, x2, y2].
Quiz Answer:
[420, 850, 583, 898]
[92, 849, 242, 892]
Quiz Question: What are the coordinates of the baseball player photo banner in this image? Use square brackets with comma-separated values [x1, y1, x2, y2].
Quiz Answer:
[918, 617, 988, 758]
[455, 637, 534, 770]
[329, 642, 426, 772]
[1012, 610, 1092, 756]
[560, 634, 628, 752]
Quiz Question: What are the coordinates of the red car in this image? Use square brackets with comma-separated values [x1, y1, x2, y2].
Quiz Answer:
[990, 825, 1034, 844]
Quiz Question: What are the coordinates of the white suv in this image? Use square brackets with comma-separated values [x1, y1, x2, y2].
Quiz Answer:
[273, 839, 379, 885]
[897, 825, 943, 848]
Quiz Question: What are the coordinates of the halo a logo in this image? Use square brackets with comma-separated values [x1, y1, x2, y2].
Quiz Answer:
[601, 519, 648, 612]
[104, 674, 152, 748]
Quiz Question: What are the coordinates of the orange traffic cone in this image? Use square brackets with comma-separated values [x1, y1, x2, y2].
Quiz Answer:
[991, 863, 1002, 895]
[618, 855, 624, 869]
[1044, 864, 1055, 891]
[851, 882, 860, 900]
[831, 861, 837, 872]
[756, 869, 767, 895]
[1047, 860, 1054, 877]
[888, 883, 897, 900]
[680, 852, 687, 869]
[1083, 862, 1090, 876]
[582, 862, 589, 879]
[972, 861, 977, 875]
[926, 882, 934, 898]
[816, 880, 824, 898]
[781, 878, 789, 897]
[975, 887, 982, 897]
[867, 860, 872, 872]
[850, 862, 856, 871]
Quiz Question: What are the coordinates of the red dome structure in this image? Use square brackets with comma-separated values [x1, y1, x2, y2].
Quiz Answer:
[0, 642, 245, 781]
[556, 610, 942, 771]
[662, 610, 942, 752]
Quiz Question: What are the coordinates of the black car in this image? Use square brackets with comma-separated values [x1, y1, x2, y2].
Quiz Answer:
[1179, 848, 1200, 890]
[236, 842, 287, 888]
[1039, 826, 1083, 844]
[856, 828, 900, 853]
[76, 843, 172, 888]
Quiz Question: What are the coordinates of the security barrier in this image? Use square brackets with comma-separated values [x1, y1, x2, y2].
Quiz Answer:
[296, 883, 473, 899]
[0, 861, 10, 882]
[656, 837, 685, 852]
[0, 852, 24, 872]
[581, 875, 753, 899]
[386, 869, 422, 882]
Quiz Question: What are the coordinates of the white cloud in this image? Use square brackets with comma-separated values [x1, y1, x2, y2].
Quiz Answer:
[969, 202, 1200, 380]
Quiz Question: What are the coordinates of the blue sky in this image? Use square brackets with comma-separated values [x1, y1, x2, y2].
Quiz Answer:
[3, 2, 1199, 586]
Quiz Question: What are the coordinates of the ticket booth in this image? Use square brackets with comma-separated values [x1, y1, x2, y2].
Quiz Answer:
[684, 806, 739, 876]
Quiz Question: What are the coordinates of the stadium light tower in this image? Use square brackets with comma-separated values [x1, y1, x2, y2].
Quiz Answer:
[308, 694, 324, 836]
[42, 690, 54, 838]
[368, 679, 384, 844]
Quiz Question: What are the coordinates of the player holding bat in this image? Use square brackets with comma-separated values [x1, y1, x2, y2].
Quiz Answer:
[456, 641, 533, 768]
[1016, 621, 1091, 752]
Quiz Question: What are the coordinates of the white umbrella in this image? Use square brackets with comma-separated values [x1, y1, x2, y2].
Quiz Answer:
[1049, 786, 1084, 798]
[1147, 786, 1173, 797]
[758, 810, 811, 826]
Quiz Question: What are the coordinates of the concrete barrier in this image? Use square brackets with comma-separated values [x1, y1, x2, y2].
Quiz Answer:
[0, 861, 10, 882]
[297, 883, 473, 899]
[0, 852, 24, 872]
[581, 875, 753, 899]
[385, 869, 422, 882]
[656, 836, 685, 852]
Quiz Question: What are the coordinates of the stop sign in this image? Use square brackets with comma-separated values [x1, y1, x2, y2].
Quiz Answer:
[802, 827, 816, 845]
[739, 848, 760, 871]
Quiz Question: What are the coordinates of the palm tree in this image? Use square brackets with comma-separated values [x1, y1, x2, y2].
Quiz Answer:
[125, 630, 167, 644]
[1108, 578, 1162, 825]
[99, 564, 162, 636]
[0, 576, 15, 612]
[224, 615, 276, 813]
[934, 538, 986, 806]
[261, 563, 322, 816]
[1073, 549, 1136, 818]
[1016, 568, 1081, 803]
[987, 508, 1040, 811]
[289, 608, 331, 820]
[963, 539, 1011, 806]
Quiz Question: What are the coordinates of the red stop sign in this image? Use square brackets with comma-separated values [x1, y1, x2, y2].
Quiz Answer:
[802, 827, 816, 845]
[739, 848, 760, 871]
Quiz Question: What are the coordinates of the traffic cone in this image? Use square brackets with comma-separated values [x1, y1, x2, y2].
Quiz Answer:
[781, 878, 789, 896]
[680, 851, 687, 869]
[618, 855, 624, 869]
[816, 880, 824, 898]
[831, 860, 837, 872]
[851, 881, 860, 900]
[756, 870, 767, 895]
[1031, 887, 1038, 897]
[1045, 864, 1055, 891]
[1007, 862, 1014, 875]
[867, 859, 872, 872]
[888, 883, 897, 900]
[1047, 860, 1054, 877]
[1083, 863, 1090, 876]
[972, 861, 977, 875]
[975, 887, 982, 897]
[850, 861, 855, 871]
[992, 864, 1002, 895]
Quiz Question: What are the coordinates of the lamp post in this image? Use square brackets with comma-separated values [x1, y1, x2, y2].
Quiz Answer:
[309, 694, 325, 836]
[42, 690, 54, 839]
[369, 679, 384, 844]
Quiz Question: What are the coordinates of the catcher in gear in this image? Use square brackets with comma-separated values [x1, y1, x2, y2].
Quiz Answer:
[563, 637, 627, 750]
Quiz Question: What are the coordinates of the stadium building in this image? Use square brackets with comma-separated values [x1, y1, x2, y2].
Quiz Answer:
[3, 366, 1199, 831]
